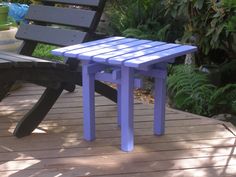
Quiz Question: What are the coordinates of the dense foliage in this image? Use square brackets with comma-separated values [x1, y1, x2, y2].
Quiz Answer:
[168, 65, 236, 116]
[29, 0, 236, 119]
[107, 0, 236, 118]
[164, 0, 236, 64]
[33, 44, 63, 61]
[107, 0, 184, 41]
[108, 0, 236, 65]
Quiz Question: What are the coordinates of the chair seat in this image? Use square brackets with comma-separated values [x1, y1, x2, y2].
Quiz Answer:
[0, 51, 68, 69]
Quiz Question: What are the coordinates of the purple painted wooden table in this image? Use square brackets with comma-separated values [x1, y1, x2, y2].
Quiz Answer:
[52, 37, 197, 152]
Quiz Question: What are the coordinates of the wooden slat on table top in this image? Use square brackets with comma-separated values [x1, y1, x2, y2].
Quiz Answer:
[93, 41, 166, 63]
[63, 38, 138, 58]
[78, 40, 153, 61]
[52, 37, 197, 69]
[107, 43, 180, 65]
[51, 36, 125, 55]
[124, 45, 197, 69]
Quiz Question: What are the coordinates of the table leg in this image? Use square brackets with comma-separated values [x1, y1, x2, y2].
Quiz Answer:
[154, 76, 167, 135]
[117, 84, 121, 127]
[121, 67, 134, 152]
[82, 64, 96, 141]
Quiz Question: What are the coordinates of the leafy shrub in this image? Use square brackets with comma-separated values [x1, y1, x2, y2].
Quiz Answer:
[168, 65, 215, 116]
[209, 84, 236, 115]
[107, 0, 235, 65]
[168, 65, 236, 116]
[164, 0, 236, 64]
[122, 24, 170, 41]
[107, 0, 184, 42]
[33, 44, 63, 61]
[232, 101, 236, 114]
[220, 60, 236, 85]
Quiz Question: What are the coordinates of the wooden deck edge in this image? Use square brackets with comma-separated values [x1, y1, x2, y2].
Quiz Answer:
[166, 106, 223, 122]
[166, 106, 236, 136]
[222, 122, 236, 136]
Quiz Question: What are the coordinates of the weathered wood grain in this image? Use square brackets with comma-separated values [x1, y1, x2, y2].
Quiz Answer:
[0, 84, 235, 177]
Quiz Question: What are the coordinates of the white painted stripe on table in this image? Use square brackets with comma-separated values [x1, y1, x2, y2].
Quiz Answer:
[93, 41, 166, 63]
[51, 36, 124, 56]
[64, 38, 138, 58]
[108, 43, 180, 65]
[79, 40, 152, 61]
[124, 45, 198, 69]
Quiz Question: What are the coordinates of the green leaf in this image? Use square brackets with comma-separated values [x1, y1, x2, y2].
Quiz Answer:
[194, 0, 204, 9]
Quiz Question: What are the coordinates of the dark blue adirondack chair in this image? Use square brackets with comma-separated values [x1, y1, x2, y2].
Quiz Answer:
[0, 0, 117, 138]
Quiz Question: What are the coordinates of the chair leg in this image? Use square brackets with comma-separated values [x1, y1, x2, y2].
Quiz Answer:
[13, 87, 63, 138]
[0, 82, 14, 101]
[117, 84, 121, 127]
[153, 76, 167, 135]
[82, 64, 96, 141]
[94, 80, 117, 103]
[13, 73, 117, 138]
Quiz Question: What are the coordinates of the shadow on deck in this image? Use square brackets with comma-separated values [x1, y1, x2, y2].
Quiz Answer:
[0, 84, 235, 177]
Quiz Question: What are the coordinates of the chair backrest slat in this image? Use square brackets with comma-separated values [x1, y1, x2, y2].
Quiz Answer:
[16, 24, 86, 46]
[42, 0, 101, 7]
[25, 5, 96, 28]
[16, 0, 106, 55]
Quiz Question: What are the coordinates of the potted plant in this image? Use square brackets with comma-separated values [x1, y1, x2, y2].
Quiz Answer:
[0, 1, 24, 53]
[0, 0, 10, 31]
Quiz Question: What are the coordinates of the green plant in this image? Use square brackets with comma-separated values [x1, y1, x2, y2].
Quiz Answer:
[107, 0, 235, 65]
[164, 0, 236, 65]
[122, 24, 170, 41]
[168, 65, 215, 116]
[107, 0, 184, 42]
[0, 1, 10, 31]
[33, 44, 63, 61]
[224, 0, 236, 33]
[232, 101, 236, 114]
[168, 65, 236, 116]
[209, 84, 236, 115]
[220, 60, 236, 85]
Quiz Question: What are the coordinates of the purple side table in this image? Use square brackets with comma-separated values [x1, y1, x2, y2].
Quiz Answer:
[52, 37, 197, 151]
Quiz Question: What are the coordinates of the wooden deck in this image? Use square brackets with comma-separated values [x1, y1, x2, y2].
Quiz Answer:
[0, 84, 236, 177]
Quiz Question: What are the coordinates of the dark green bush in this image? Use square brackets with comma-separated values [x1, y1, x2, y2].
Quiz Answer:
[168, 65, 236, 116]
[220, 60, 236, 85]
[107, 0, 236, 65]
[33, 44, 63, 61]
[163, 0, 236, 64]
[107, 0, 184, 42]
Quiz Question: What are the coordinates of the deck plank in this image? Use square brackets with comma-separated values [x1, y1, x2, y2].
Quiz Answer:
[0, 84, 235, 177]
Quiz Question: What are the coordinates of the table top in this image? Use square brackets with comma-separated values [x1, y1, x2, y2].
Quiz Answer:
[52, 37, 197, 69]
